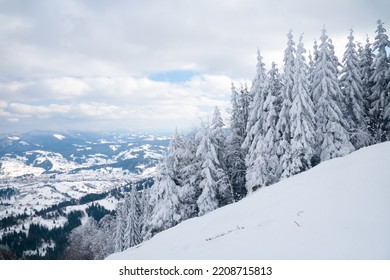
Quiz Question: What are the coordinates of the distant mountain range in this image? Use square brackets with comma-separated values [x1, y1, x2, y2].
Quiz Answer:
[0, 130, 169, 175]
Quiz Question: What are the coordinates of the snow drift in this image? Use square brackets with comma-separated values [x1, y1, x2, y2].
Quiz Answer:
[108, 142, 390, 260]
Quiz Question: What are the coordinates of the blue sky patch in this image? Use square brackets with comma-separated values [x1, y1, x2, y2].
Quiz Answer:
[148, 70, 198, 83]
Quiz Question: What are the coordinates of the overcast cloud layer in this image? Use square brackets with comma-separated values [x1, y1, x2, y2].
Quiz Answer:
[0, 0, 389, 133]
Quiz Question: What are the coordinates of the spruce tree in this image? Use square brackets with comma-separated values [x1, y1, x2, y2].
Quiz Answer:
[243, 48, 267, 152]
[290, 35, 316, 174]
[370, 20, 390, 142]
[226, 83, 248, 200]
[140, 186, 151, 238]
[340, 29, 370, 149]
[276, 30, 296, 178]
[196, 111, 233, 215]
[358, 37, 375, 124]
[210, 107, 234, 206]
[259, 62, 283, 186]
[144, 155, 181, 239]
[114, 202, 126, 252]
[312, 28, 354, 161]
[176, 131, 201, 220]
[123, 186, 142, 249]
[196, 121, 219, 215]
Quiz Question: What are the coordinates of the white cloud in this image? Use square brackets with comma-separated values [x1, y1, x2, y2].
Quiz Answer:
[44, 77, 90, 98]
[0, 0, 388, 132]
[8, 103, 72, 116]
[0, 74, 234, 132]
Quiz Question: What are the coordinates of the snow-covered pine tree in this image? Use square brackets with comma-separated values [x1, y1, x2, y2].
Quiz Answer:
[239, 82, 252, 133]
[276, 30, 296, 178]
[358, 37, 375, 125]
[340, 29, 370, 149]
[258, 62, 283, 186]
[196, 110, 233, 215]
[370, 19, 390, 142]
[308, 50, 315, 101]
[177, 130, 201, 220]
[243, 48, 267, 153]
[312, 28, 355, 161]
[123, 185, 142, 249]
[328, 37, 342, 75]
[210, 107, 234, 206]
[140, 186, 151, 238]
[309, 40, 320, 102]
[114, 201, 126, 252]
[290, 35, 316, 174]
[245, 62, 284, 191]
[196, 121, 219, 215]
[144, 155, 181, 239]
[226, 83, 248, 200]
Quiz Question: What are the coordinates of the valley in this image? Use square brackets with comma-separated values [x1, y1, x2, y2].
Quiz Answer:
[0, 130, 168, 258]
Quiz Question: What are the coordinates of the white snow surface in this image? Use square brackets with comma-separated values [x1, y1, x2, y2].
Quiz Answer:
[108, 142, 390, 260]
[53, 134, 66, 140]
[7, 136, 20, 141]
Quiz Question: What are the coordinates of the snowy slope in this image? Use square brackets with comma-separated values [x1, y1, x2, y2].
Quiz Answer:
[108, 142, 390, 260]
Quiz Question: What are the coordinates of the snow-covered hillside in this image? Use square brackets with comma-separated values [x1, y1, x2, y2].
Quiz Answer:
[108, 141, 390, 260]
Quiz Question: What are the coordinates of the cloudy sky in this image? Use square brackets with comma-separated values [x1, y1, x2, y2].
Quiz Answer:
[0, 0, 388, 134]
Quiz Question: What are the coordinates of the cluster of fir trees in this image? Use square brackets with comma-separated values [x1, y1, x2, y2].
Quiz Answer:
[113, 108, 237, 252]
[113, 20, 390, 254]
[243, 21, 389, 191]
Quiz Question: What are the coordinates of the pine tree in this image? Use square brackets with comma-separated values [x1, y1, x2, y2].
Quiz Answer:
[140, 186, 151, 238]
[258, 62, 283, 186]
[358, 36, 375, 124]
[243, 48, 267, 152]
[340, 29, 370, 149]
[144, 156, 181, 238]
[370, 19, 390, 142]
[124, 185, 142, 249]
[176, 131, 201, 220]
[312, 28, 355, 161]
[290, 35, 316, 174]
[196, 111, 233, 215]
[210, 107, 234, 206]
[276, 30, 296, 178]
[196, 121, 219, 215]
[114, 202, 126, 252]
[308, 50, 315, 101]
[226, 83, 248, 200]
[310, 40, 320, 102]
